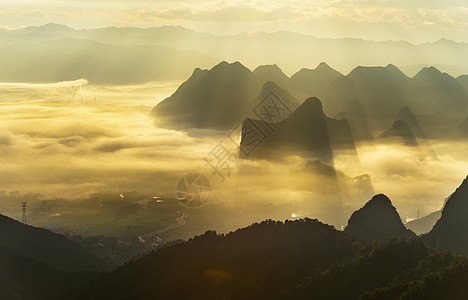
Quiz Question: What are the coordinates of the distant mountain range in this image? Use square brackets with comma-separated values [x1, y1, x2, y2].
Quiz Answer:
[152, 61, 468, 149]
[1, 23, 468, 83]
[0, 38, 215, 84]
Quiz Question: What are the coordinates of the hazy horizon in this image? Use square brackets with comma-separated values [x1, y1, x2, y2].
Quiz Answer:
[1, 0, 468, 44]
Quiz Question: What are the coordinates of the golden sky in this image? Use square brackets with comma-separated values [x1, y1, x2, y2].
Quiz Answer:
[0, 0, 467, 43]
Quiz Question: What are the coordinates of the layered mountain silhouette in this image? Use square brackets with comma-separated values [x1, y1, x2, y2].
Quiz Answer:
[411, 67, 468, 118]
[423, 176, 468, 254]
[396, 106, 427, 139]
[3, 24, 468, 83]
[57, 218, 468, 300]
[247, 80, 300, 120]
[151, 61, 269, 131]
[0, 244, 98, 300]
[345, 194, 417, 241]
[0, 38, 216, 84]
[151, 61, 467, 141]
[0, 213, 108, 299]
[0, 213, 109, 272]
[239, 97, 356, 164]
[290, 62, 343, 101]
[345, 65, 410, 120]
[253, 64, 290, 90]
[378, 120, 419, 146]
[405, 210, 442, 235]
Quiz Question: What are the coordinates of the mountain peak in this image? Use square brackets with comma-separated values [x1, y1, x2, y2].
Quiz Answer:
[253, 64, 290, 83]
[345, 194, 416, 241]
[316, 62, 333, 71]
[395, 106, 428, 139]
[253, 64, 284, 74]
[293, 97, 324, 117]
[37, 23, 74, 32]
[349, 65, 407, 79]
[414, 66, 442, 79]
[379, 120, 418, 146]
[212, 61, 250, 72]
[368, 193, 392, 205]
[433, 38, 459, 46]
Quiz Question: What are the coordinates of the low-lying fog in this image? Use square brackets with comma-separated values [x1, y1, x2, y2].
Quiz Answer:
[0, 80, 467, 228]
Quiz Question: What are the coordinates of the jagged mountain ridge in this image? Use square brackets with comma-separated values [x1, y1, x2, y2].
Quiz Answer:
[151, 61, 301, 131]
[239, 97, 357, 164]
[2, 23, 468, 80]
[152, 61, 468, 140]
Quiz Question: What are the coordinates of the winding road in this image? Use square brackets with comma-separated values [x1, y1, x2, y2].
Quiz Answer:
[141, 212, 188, 240]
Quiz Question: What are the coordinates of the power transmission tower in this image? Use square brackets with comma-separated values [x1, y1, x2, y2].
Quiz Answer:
[21, 201, 27, 225]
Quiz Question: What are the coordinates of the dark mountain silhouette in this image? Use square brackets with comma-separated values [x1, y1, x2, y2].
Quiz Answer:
[324, 65, 468, 138]
[0, 213, 109, 272]
[378, 120, 419, 146]
[290, 62, 343, 101]
[151, 62, 468, 139]
[58, 218, 468, 300]
[345, 194, 417, 241]
[239, 97, 356, 164]
[345, 64, 410, 120]
[423, 176, 468, 254]
[151, 61, 268, 131]
[253, 64, 290, 90]
[318, 64, 412, 133]
[411, 67, 468, 119]
[248, 80, 300, 120]
[61, 219, 360, 300]
[405, 210, 442, 235]
[0, 244, 98, 300]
